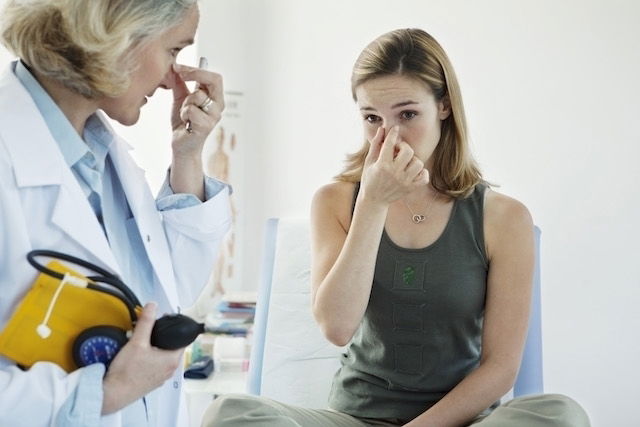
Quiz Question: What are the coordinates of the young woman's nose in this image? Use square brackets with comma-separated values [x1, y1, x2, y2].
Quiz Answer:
[382, 120, 405, 140]
[384, 116, 403, 128]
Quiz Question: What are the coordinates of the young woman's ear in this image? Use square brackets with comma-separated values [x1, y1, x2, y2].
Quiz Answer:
[438, 95, 452, 120]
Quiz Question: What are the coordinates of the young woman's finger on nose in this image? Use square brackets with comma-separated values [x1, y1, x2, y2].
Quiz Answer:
[404, 157, 424, 179]
[365, 126, 385, 165]
[380, 125, 399, 162]
[393, 141, 415, 169]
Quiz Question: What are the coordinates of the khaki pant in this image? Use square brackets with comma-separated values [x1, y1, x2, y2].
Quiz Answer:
[202, 393, 590, 427]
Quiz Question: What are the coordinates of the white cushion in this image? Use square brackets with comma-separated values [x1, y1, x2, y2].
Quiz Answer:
[259, 218, 345, 408]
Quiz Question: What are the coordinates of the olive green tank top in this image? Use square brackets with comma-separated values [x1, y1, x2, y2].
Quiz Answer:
[328, 183, 489, 423]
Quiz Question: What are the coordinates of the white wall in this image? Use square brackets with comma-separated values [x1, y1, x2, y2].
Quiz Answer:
[201, 0, 640, 425]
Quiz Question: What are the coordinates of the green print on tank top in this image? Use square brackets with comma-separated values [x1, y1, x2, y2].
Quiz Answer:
[402, 266, 416, 286]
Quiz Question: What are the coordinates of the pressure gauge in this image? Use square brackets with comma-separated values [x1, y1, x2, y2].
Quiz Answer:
[72, 326, 128, 368]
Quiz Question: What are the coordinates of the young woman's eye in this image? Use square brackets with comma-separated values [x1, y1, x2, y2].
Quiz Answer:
[401, 111, 417, 120]
[170, 48, 181, 58]
[364, 115, 380, 124]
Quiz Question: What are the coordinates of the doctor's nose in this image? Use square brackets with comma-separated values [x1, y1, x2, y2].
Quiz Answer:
[158, 69, 174, 90]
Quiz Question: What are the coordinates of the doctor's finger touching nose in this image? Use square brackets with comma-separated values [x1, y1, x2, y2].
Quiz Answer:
[176, 57, 225, 138]
[168, 56, 226, 201]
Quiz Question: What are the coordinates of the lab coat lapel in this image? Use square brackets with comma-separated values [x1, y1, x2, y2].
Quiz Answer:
[101, 117, 180, 309]
[0, 64, 119, 273]
[50, 182, 120, 272]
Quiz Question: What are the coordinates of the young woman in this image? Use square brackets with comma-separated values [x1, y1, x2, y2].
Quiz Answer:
[203, 28, 589, 426]
[0, 1, 230, 425]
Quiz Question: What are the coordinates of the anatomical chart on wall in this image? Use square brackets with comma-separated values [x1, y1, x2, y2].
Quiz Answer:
[196, 90, 245, 315]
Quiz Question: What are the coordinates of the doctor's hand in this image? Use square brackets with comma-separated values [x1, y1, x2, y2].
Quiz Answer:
[101, 303, 184, 415]
[170, 63, 224, 152]
[166, 62, 225, 199]
[360, 126, 429, 206]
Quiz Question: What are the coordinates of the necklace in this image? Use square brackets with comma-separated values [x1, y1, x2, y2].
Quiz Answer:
[403, 189, 439, 224]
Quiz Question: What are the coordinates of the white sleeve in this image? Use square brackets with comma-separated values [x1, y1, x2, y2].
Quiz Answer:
[0, 362, 98, 427]
[159, 181, 232, 308]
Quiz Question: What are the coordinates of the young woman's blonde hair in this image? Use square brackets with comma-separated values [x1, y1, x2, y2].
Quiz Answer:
[336, 28, 483, 198]
[0, 0, 197, 98]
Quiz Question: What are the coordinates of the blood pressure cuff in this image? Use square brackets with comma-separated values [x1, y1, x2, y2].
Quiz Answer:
[0, 261, 134, 372]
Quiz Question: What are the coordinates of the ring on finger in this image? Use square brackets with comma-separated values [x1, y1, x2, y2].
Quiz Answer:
[198, 96, 214, 113]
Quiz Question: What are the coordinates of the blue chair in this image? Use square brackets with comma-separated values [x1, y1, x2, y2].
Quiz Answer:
[514, 226, 544, 396]
[247, 217, 279, 397]
[248, 218, 543, 406]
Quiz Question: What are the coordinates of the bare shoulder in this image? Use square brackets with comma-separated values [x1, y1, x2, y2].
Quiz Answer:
[484, 188, 532, 227]
[311, 181, 357, 233]
[483, 188, 534, 257]
[312, 181, 356, 205]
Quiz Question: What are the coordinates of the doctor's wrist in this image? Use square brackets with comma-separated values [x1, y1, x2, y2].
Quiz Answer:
[101, 376, 123, 415]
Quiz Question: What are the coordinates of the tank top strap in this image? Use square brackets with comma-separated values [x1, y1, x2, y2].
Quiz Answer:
[455, 183, 488, 259]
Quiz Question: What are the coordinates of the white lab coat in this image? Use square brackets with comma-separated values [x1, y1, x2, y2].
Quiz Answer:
[0, 62, 231, 426]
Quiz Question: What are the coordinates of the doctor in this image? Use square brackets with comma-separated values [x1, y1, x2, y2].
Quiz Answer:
[0, 0, 230, 426]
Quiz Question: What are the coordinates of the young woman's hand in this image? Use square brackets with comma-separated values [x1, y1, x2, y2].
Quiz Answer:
[101, 303, 184, 415]
[360, 125, 429, 206]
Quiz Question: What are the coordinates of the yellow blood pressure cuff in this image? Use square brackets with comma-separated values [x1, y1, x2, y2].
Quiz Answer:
[0, 260, 135, 372]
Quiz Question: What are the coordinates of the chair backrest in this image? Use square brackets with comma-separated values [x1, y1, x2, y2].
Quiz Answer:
[247, 218, 543, 408]
[514, 225, 543, 396]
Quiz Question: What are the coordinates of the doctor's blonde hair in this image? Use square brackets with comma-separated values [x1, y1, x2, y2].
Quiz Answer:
[0, 0, 197, 98]
[336, 28, 483, 198]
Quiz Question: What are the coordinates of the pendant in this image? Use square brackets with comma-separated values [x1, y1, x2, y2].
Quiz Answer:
[412, 214, 426, 224]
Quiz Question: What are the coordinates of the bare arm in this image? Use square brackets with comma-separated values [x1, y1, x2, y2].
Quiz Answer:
[404, 191, 535, 427]
[311, 126, 429, 345]
[310, 183, 387, 345]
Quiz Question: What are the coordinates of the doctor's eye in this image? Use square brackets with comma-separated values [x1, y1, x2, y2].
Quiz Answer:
[170, 48, 182, 58]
